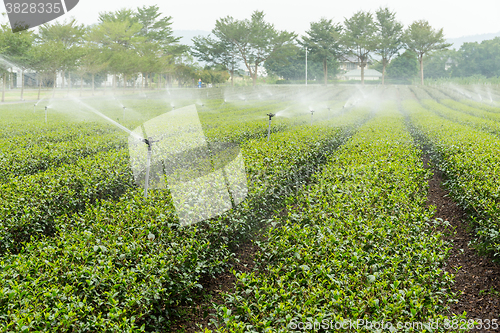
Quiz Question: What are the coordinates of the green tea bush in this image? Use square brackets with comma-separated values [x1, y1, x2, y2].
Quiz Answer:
[207, 105, 456, 332]
[404, 99, 500, 259]
[0, 106, 370, 331]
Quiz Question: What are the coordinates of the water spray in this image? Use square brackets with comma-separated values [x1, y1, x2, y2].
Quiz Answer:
[310, 110, 315, 125]
[266, 113, 275, 142]
[74, 97, 156, 197]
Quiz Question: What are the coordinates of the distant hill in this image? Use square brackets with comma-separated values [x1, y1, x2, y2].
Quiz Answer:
[447, 31, 500, 49]
[173, 30, 211, 47]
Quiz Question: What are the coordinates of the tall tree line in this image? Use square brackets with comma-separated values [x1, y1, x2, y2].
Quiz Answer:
[2, 6, 495, 95]
[192, 8, 452, 85]
[0, 5, 228, 101]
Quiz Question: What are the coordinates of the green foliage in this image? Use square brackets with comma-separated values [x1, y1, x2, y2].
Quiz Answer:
[403, 20, 452, 84]
[453, 37, 500, 78]
[342, 11, 378, 84]
[422, 50, 458, 79]
[191, 35, 239, 85]
[403, 95, 500, 259]
[300, 18, 342, 85]
[0, 92, 369, 330]
[4, 85, 500, 331]
[386, 50, 419, 81]
[209, 105, 456, 331]
[374, 7, 403, 83]
[264, 44, 333, 81]
[213, 11, 296, 86]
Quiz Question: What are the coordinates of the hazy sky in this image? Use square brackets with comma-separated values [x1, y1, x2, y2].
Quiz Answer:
[3, 0, 500, 38]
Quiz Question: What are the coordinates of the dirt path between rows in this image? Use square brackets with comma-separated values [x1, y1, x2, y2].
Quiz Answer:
[424, 156, 500, 328]
[169, 240, 258, 332]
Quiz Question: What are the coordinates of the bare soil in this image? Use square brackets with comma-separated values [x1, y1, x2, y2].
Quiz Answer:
[170, 240, 258, 332]
[424, 156, 500, 330]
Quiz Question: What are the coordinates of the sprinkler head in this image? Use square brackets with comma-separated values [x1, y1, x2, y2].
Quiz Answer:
[45, 106, 48, 111]
[123, 106, 126, 110]
[267, 113, 275, 120]
[142, 137, 159, 151]
[310, 110, 315, 114]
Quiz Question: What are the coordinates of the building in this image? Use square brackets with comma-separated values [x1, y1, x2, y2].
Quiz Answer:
[338, 56, 372, 73]
[343, 69, 382, 81]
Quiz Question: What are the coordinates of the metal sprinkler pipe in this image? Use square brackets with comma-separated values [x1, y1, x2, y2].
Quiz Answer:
[310, 110, 315, 125]
[142, 137, 158, 198]
[45, 106, 48, 123]
[122, 106, 126, 120]
[267, 113, 275, 142]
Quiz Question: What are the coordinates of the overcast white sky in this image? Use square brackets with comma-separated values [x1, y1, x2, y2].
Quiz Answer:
[3, 0, 500, 38]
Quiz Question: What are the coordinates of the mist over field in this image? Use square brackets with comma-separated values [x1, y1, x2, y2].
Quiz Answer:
[1, 3, 500, 332]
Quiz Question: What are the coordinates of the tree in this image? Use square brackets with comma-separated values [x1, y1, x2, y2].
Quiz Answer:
[191, 34, 239, 86]
[403, 20, 452, 85]
[38, 19, 85, 92]
[135, 5, 185, 89]
[264, 44, 303, 80]
[89, 13, 144, 90]
[213, 11, 296, 86]
[77, 42, 108, 95]
[136, 5, 179, 49]
[374, 7, 403, 84]
[453, 38, 500, 78]
[386, 50, 419, 83]
[265, 44, 335, 82]
[29, 41, 66, 98]
[197, 66, 230, 86]
[422, 49, 458, 79]
[342, 11, 377, 85]
[0, 23, 34, 100]
[300, 18, 342, 85]
[174, 63, 197, 87]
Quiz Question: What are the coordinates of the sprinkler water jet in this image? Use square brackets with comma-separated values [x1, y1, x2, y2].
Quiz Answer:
[74, 98, 158, 198]
[266, 113, 275, 142]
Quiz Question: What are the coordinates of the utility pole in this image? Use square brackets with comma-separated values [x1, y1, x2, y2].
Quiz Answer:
[305, 48, 308, 87]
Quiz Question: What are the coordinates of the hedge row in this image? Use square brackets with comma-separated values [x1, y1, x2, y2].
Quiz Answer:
[419, 99, 500, 137]
[404, 99, 500, 258]
[0, 132, 127, 182]
[207, 104, 456, 332]
[0, 106, 370, 332]
[0, 149, 135, 255]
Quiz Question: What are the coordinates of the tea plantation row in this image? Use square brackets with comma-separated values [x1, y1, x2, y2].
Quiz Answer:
[207, 104, 457, 332]
[0, 105, 370, 331]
